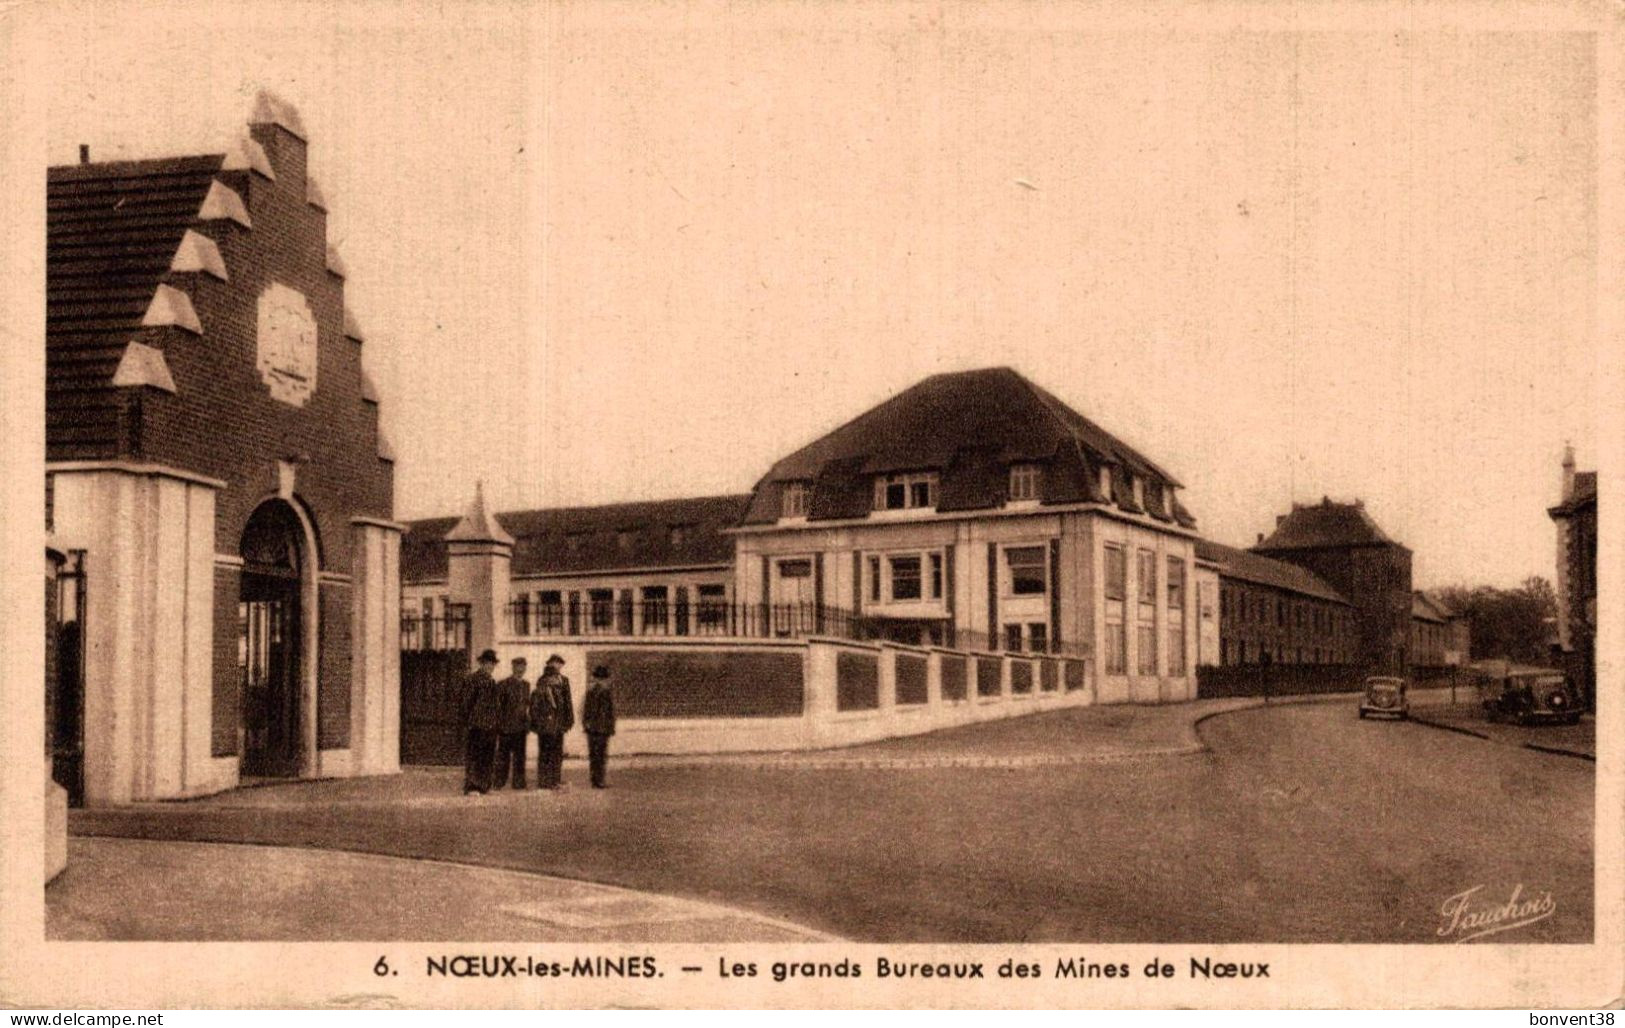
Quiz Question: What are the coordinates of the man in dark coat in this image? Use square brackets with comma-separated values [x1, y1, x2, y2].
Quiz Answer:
[528, 653, 574, 789]
[492, 657, 531, 789]
[460, 649, 502, 794]
[582, 664, 616, 789]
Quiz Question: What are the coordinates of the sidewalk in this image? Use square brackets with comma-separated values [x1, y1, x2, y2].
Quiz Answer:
[48, 837, 837, 942]
[1407, 696, 1595, 761]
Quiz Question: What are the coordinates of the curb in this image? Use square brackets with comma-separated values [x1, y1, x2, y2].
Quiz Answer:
[1409, 713, 1594, 763]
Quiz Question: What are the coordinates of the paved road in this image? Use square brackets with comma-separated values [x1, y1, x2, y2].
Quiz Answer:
[64, 700, 1592, 943]
[48, 838, 834, 942]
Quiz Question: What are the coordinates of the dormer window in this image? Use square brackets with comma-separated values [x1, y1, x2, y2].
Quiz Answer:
[782, 481, 810, 518]
[873, 471, 938, 511]
[1008, 464, 1041, 502]
[1098, 466, 1113, 501]
[616, 528, 638, 553]
[1132, 476, 1145, 509]
[667, 523, 693, 547]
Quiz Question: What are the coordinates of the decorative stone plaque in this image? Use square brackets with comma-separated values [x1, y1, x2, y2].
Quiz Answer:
[256, 282, 318, 406]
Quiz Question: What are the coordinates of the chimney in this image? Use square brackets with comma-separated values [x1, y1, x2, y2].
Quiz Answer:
[1562, 443, 1576, 501]
[1322, 495, 1330, 506]
[1276, 514, 1285, 527]
[78, 145, 89, 164]
[1257, 533, 1265, 545]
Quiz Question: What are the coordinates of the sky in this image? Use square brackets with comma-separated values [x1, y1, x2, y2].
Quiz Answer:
[33, 2, 1600, 589]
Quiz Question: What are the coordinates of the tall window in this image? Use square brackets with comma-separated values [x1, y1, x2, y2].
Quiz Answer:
[782, 482, 810, 518]
[929, 553, 943, 599]
[1136, 549, 1157, 675]
[1005, 546, 1048, 596]
[1104, 544, 1127, 674]
[868, 555, 881, 602]
[538, 589, 563, 631]
[1166, 555, 1186, 677]
[588, 588, 614, 630]
[873, 471, 938, 511]
[1166, 556, 1186, 610]
[641, 586, 669, 632]
[1008, 464, 1041, 502]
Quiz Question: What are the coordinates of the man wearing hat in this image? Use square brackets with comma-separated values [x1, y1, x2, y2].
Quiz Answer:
[492, 656, 531, 790]
[582, 664, 617, 789]
[459, 649, 503, 795]
[528, 653, 574, 789]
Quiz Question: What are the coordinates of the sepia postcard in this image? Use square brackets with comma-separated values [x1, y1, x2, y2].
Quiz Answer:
[0, 0, 1620, 1011]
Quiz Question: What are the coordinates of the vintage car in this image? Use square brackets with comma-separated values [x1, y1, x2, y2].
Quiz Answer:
[1477, 667, 1582, 726]
[1358, 676, 1409, 719]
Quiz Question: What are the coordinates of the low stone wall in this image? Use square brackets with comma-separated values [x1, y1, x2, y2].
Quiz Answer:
[490, 634, 1096, 755]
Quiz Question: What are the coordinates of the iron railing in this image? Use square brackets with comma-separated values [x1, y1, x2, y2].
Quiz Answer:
[501, 597, 1090, 658]
[400, 610, 472, 652]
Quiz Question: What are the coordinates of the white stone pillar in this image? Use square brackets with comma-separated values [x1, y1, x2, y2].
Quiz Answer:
[351, 517, 403, 775]
[49, 462, 223, 806]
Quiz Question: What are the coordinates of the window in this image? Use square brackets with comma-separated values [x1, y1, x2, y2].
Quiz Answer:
[697, 584, 727, 629]
[1137, 550, 1157, 604]
[641, 586, 669, 632]
[782, 482, 810, 518]
[778, 559, 813, 579]
[1006, 546, 1047, 596]
[1132, 476, 1145, 509]
[873, 471, 938, 511]
[538, 590, 563, 631]
[868, 555, 881, 602]
[1098, 466, 1113, 500]
[1105, 622, 1127, 674]
[1137, 623, 1157, 675]
[1028, 622, 1048, 654]
[668, 523, 693, 547]
[1005, 624, 1025, 652]
[1276, 597, 1286, 627]
[512, 593, 530, 635]
[1104, 543, 1127, 674]
[1167, 624, 1185, 675]
[616, 529, 637, 554]
[1166, 556, 1186, 610]
[1104, 545, 1127, 600]
[889, 555, 922, 600]
[588, 588, 614, 630]
[1008, 464, 1041, 502]
[929, 553, 943, 599]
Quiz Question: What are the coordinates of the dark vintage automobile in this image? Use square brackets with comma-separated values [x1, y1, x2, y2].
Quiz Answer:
[1358, 676, 1409, 719]
[1477, 667, 1582, 726]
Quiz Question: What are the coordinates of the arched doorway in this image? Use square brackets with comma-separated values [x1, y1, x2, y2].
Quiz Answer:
[239, 500, 307, 777]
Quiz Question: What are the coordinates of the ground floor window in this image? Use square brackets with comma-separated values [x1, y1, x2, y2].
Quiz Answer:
[1105, 620, 1126, 674]
[1137, 623, 1157, 675]
[1167, 624, 1185, 675]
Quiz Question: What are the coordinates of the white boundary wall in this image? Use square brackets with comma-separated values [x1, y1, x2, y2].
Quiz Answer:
[488, 634, 1097, 756]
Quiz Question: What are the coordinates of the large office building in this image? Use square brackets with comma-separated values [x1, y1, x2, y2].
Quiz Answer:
[45, 94, 402, 806]
[404, 367, 1206, 704]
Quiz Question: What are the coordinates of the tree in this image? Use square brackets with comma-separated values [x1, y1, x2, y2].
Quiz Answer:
[1433, 577, 1557, 665]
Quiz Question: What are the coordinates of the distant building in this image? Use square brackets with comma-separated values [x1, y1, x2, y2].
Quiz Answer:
[1409, 591, 1469, 669]
[1195, 540, 1356, 666]
[1252, 498, 1414, 673]
[1549, 446, 1596, 705]
[401, 491, 748, 650]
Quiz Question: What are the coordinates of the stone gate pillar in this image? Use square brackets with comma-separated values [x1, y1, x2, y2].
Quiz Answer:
[445, 482, 512, 661]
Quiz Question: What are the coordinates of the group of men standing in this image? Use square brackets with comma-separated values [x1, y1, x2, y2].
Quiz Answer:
[460, 650, 617, 794]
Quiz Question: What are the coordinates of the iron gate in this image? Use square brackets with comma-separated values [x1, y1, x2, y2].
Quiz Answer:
[399, 610, 471, 765]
